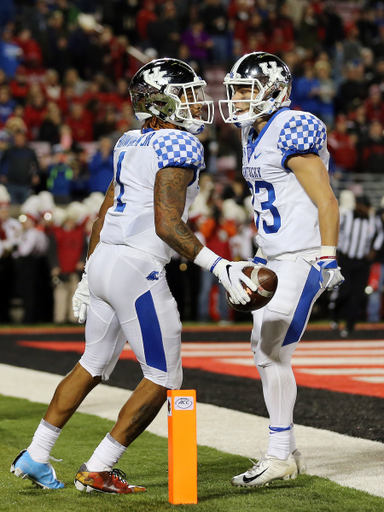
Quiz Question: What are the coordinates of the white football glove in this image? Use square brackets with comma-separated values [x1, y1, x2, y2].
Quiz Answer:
[212, 259, 257, 305]
[72, 269, 90, 324]
[317, 257, 345, 290]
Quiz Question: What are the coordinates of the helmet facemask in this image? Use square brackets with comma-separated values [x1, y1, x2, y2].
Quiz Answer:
[168, 81, 214, 135]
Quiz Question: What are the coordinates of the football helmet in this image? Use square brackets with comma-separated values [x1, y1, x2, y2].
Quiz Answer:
[219, 52, 292, 128]
[129, 58, 214, 135]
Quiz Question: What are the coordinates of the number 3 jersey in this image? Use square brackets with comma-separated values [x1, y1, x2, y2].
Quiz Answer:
[100, 128, 205, 264]
[242, 108, 330, 259]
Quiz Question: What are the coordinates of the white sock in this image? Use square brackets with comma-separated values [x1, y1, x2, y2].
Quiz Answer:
[87, 433, 126, 471]
[289, 424, 297, 454]
[267, 425, 291, 460]
[27, 419, 62, 463]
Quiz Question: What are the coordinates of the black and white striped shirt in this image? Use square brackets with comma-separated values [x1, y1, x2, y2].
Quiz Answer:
[338, 211, 384, 259]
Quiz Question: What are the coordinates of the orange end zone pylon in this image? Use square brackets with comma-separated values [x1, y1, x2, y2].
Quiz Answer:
[167, 389, 197, 504]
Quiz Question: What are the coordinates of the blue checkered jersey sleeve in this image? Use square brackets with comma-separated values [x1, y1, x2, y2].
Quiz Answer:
[277, 113, 327, 168]
[152, 131, 205, 172]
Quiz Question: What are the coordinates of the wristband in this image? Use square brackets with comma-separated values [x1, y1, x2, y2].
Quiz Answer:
[320, 246, 337, 258]
[194, 246, 222, 273]
[253, 247, 267, 265]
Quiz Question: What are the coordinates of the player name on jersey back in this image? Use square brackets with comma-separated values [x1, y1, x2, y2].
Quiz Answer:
[115, 131, 156, 149]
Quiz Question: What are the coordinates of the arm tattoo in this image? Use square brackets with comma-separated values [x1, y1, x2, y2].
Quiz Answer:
[154, 167, 203, 261]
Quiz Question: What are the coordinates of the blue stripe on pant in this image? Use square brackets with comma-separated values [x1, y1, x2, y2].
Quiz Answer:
[282, 266, 320, 347]
[135, 290, 167, 372]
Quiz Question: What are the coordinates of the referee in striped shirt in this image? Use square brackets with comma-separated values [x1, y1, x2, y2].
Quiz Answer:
[329, 195, 384, 337]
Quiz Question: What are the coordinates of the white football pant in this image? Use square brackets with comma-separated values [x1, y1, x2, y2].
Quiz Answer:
[252, 256, 323, 428]
[79, 242, 183, 389]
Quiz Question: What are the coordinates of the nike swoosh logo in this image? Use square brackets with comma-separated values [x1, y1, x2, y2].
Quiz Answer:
[255, 152, 262, 159]
[243, 468, 268, 483]
[225, 265, 232, 283]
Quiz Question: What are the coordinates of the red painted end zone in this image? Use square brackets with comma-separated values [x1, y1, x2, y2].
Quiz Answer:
[17, 340, 384, 399]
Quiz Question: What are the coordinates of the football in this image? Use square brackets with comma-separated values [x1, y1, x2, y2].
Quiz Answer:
[226, 266, 278, 312]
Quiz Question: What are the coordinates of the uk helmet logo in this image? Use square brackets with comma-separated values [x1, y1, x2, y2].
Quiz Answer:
[143, 67, 168, 89]
[259, 61, 285, 81]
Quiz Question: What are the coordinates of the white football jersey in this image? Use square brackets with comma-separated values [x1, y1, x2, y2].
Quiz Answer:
[100, 128, 205, 264]
[241, 108, 329, 258]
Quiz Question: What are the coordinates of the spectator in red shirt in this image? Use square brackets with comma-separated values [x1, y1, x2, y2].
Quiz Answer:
[228, 0, 254, 48]
[364, 84, 384, 124]
[109, 78, 130, 111]
[14, 28, 43, 68]
[358, 120, 384, 173]
[98, 27, 132, 81]
[136, 0, 158, 46]
[82, 81, 103, 119]
[48, 210, 87, 324]
[245, 12, 267, 51]
[265, 26, 294, 55]
[274, 2, 295, 43]
[57, 85, 79, 116]
[263, 2, 295, 55]
[9, 66, 29, 105]
[65, 102, 93, 142]
[112, 35, 139, 81]
[23, 89, 47, 139]
[328, 114, 358, 179]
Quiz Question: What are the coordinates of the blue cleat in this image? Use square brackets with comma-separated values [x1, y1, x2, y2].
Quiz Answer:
[10, 449, 65, 489]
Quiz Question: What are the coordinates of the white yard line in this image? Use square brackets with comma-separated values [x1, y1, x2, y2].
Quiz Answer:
[1, 363, 383, 499]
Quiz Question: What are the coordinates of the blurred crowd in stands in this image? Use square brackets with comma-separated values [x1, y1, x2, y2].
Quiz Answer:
[2, 0, 384, 326]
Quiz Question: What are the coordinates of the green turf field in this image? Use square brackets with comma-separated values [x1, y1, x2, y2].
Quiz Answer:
[1, 395, 383, 512]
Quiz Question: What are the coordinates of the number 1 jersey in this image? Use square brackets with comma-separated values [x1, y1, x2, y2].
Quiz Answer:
[100, 128, 205, 264]
[242, 108, 329, 259]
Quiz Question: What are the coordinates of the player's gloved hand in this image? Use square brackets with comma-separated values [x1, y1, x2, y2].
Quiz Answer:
[194, 247, 257, 305]
[72, 261, 90, 323]
[318, 257, 344, 290]
[212, 259, 257, 305]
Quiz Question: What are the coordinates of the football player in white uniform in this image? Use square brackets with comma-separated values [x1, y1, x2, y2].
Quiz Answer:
[219, 52, 344, 487]
[11, 58, 257, 493]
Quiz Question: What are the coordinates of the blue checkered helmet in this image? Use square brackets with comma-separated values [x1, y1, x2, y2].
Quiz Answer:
[219, 52, 292, 128]
[129, 58, 214, 135]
